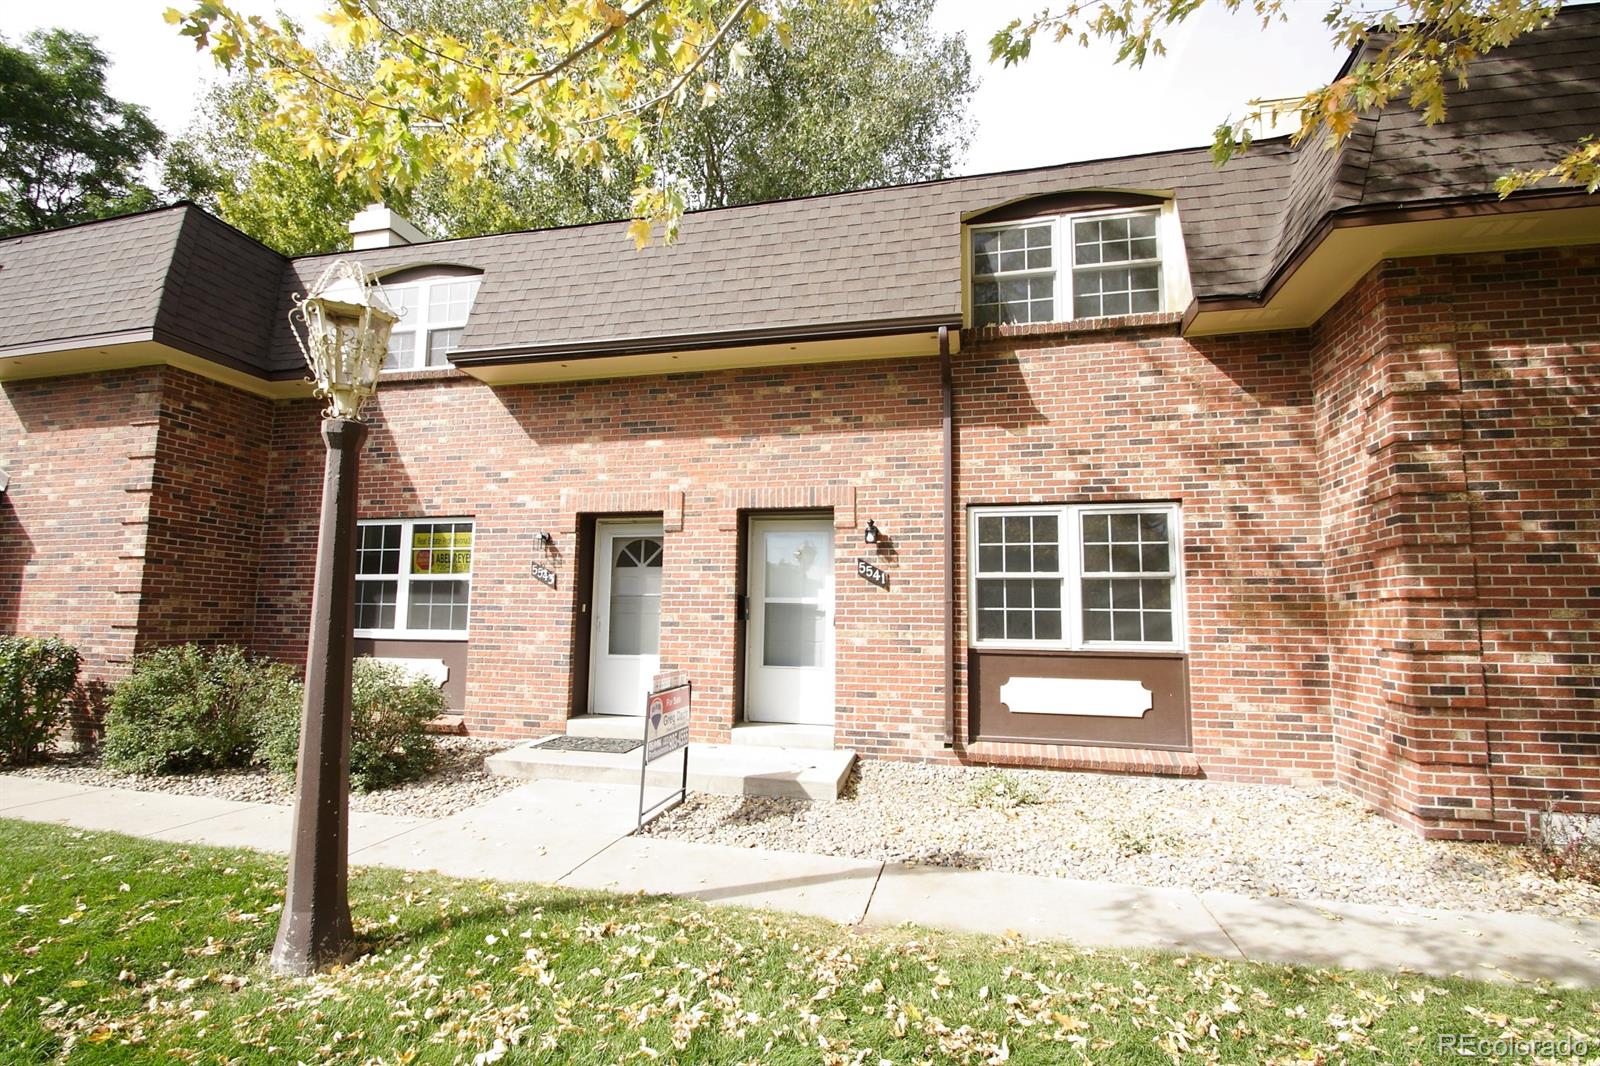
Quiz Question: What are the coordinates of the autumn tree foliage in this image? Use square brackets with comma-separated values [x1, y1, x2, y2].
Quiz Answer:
[165, 0, 972, 255]
[987, 0, 1593, 194]
[167, 0, 1596, 247]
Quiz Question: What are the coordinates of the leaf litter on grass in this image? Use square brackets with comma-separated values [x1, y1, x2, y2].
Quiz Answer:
[2, 819, 1598, 1065]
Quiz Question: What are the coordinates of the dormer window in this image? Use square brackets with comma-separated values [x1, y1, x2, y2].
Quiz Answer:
[379, 272, 481, 371]
[970, 207, 1165, 327]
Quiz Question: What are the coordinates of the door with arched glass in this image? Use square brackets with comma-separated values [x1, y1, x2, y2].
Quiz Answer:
[588, 520, 664, 715]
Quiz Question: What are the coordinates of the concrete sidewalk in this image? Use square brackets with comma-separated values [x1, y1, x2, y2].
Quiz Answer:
[3, 776, 1597, 987]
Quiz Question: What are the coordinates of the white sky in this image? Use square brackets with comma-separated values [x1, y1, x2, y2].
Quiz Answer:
[2, 0, 1344, 176]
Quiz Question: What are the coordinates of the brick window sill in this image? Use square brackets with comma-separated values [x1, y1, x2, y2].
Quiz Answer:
[378, 367, 469, 384]
[966, 312, 1184, 345]
[962, 740, 1202, 777]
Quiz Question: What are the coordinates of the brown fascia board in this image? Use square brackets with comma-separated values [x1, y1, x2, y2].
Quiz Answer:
[443, 314, 965, 369]
[151, 327, 274, 380]
[0, 326, 273, 386]
[1180, 187, 1596, 330]
[0, 328, 161, 359]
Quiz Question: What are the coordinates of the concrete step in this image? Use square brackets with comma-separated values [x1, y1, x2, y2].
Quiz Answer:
[566, 714, 644, 741]
[730, 723, 834, 750]
[486, 740, 856, 800]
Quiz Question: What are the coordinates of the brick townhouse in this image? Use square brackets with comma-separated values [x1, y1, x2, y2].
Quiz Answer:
[3, 8, 1599, 842]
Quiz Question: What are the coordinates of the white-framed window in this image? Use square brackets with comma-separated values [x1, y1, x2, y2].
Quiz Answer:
[355, 518, 474, 640]
[969, 502, 1184, 652]
[969, 207, 1165, 327]
[379, 274, 481, 371]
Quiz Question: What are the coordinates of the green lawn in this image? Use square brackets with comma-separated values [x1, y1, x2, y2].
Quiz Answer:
[0, 820, 1594, 1064]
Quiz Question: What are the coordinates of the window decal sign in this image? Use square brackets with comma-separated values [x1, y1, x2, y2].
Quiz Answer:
[856, 557, 890, 590]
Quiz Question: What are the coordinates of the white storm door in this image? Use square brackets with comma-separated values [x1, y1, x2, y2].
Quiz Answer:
[588, 521, 664, 716]
[746, 517, 835, 724]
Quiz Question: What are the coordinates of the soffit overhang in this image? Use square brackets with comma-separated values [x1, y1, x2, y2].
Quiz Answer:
[1184, 191, 1600, 337]
[448, 316, 962, 385]
[0, 334, 309, 399]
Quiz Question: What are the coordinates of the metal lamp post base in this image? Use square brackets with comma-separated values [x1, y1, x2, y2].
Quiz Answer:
[272, 417, 366, 976]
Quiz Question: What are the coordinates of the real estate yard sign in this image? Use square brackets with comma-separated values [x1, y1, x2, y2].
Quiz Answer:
[645, 684, 691, 761]
[638, 682, 691, 829]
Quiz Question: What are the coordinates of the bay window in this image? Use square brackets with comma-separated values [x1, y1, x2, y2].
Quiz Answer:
[355, 518, 473, 639]
[970, 503, 1183, 651]
[970, 208, 1164, 327]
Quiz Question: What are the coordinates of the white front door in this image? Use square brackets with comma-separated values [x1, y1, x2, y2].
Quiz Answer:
[588, 520, 664, 716]
[746, 516, 835, 724]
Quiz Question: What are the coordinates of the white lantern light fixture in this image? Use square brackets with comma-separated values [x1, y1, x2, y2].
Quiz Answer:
[289, 260, 399, 421]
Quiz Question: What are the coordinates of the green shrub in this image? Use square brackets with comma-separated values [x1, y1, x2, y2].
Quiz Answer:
[256, 658, 442, 792]
[0, 636, 82, 765]
[102, 645, 299, 775]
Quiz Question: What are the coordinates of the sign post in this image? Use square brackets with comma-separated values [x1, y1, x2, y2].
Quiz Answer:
[638, 681, 691, 830]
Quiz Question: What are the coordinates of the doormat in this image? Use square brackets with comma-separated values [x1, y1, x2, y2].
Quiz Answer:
[536, 735, 642, 754]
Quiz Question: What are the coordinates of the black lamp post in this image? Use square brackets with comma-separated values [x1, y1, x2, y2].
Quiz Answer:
[272, 261, 398, 976]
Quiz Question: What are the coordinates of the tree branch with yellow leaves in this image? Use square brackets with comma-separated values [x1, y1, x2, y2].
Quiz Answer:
[166, 0, 806, 242]
[987, 0, 1583, 197]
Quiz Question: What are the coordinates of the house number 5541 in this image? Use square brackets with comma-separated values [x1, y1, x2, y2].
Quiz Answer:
[856, 558, 889, 590]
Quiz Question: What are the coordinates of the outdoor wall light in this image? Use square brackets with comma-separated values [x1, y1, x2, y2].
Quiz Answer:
[863, 519, 881, 545]
[538, 531, 554, 547]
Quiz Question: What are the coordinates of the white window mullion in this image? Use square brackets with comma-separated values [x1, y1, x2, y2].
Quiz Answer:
[1058, 218, 1073, 325]
[409, 296, 427, 371]
[394, 518, 415, 634]
[1064, 504, 1082, 650]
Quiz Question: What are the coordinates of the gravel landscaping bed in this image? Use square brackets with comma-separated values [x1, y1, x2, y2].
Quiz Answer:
[646, 761, 1600, 919]
[2, 737, 521, 819]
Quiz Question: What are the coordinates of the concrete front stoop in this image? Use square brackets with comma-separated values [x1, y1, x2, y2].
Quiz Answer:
[566, 716, 834, 751]
[565, 715, 643, 740]
[485, 739, 856, 800]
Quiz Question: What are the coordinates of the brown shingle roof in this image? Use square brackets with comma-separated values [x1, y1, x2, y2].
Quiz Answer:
[6, 1, 1598, 379]
[0, 208, 186, 353]
[273, 142, 1296, 374]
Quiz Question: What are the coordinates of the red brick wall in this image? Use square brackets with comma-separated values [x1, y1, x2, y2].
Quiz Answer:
[249, 323, 1335, 785]
[952, 318, 1333, 784]
[252, 360, 948, 755]
[1312, 246, 1600, 840]
[6, 244, 1594, 841]
[138, 368, 273, 649]
[0, 366, 274, 734]
[0, 369, 164, 714]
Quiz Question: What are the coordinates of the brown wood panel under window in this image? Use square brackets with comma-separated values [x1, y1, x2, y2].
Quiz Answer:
[968, 649, 1190, 750]
[353, 638, 467, 710]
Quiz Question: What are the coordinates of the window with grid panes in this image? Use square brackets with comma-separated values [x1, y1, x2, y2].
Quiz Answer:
[969, 208, 1163, 327]
[973, 513, 1061, 641]
[1071, 213, 1161, 318]
[1079, 510, 1176, 643]
[971, 224, 1054, 326]
[381, 274, 480, 371]
[355, 518, 473, 637]
[969, 503, 1182, 650]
